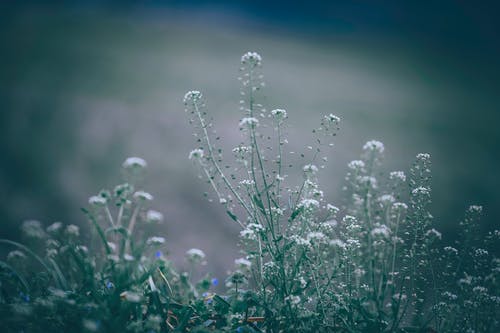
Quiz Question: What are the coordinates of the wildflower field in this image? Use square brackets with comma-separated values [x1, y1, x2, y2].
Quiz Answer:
[0, 52, 498, 333]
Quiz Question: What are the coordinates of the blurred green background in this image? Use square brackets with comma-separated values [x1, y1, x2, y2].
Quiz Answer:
[1, 1, 499, 271]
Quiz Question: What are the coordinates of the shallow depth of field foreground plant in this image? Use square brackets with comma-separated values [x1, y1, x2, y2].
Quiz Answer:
[1, 52, 499, 333]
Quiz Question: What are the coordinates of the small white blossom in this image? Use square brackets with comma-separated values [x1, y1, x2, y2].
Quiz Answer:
[291, 235, 310, 246]
[235, 257, 252, 269]
[120, 291, 142, 303]
[22, 220, 45, 238]
[307, 232, 325, 242]
[392, 202, 408, 211]
[7, 250, 26, 261]
[65, 224, 80, 237]
[146, 210, 163, 223]
[239, 117, 259, 127]
[416, 153, 431, 162]
[412, 186, 431, 196]
[348, 160, 365, 170]
[379, 194, 395, 204]
[326, 114, 340, 123]
[303, 164, 319, 174]
[468, 205, 483, 214]
[425, 228, 442, 240]
[241, 51, 262, 66]
[146, 237, 165, 246]
[183, 90, 202, 104]
[390, 171, 406, 182]
[271, 108, 287, 119]
[186, 248, 206, 262]
[188, 148, 204, 160]
[271, 207, 284, 216]
[371, 224, 391, 238]
[239, 179, 255, 186]
[46, 222, 63, 234]
[285, 295, 301, 305]
[327, 204, 339, 215]
[133, 191, 153, 201]
[329, 239, 346, 250]
[240, 228, 256, 240]
[299, 199, 320, 211]
[89, 195, 107, 207]
[219, 198, 227, 204]
[122, 157, 147, 169]
[443, 246, 458, 255]
[363, 140, 385, 153]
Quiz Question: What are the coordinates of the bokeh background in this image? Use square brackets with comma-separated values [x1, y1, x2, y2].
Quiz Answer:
[1, 1, 499, 273]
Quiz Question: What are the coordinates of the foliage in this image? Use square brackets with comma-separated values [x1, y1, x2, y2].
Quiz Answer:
[1, 52, 498, 332]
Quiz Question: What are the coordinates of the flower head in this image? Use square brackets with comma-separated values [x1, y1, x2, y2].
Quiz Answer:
[241, 52, 262, 66]
[189, 148, 204, 160]
[183, 90, 203, 104]
[122, 157, 147, 169]
[363, 140, 385, 154]
[186, 248, 206, 262]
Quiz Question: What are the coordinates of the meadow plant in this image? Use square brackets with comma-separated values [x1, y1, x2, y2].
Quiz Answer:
[0, 52, 498, 332]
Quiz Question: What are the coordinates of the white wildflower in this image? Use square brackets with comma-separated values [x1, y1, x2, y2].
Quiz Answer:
[326, 114, 340, 123]
[299, 199, 320, 211]
[358, 176, 377, 188]
[285, 295, 301, 305]
[327, 204, 339, 215]
[240, 228, 256, 240]
[416, 153, 431, 162]
[120, 291, 142, 303]
[303, 164, 318, 174]
[46, 222, 63, 234]
[271, 207, 284, 216]
[122, 157, 147, 169]
[188, 148, 204, 160]
[379, 194, 395, 204]
[329, 239, 346, 250]
[307, 232, 325, 242]
[186, 248, 206, 262]
[271, 108, 287, 119]
[412, 186, 430, 196]
[444, 246, 458, 255]
[88, 195, 107, 207]
[347, 160, 365, 170]
[146, 210, 163, 223]
[239, 117, 259, 127]
[468, 205, 483, 214]
[7, 250, 26, 261]
[133, 191, 153, 201]
[183, 90, 202, 104]
[363, 140, 385, 153]
[425, 228, 442, 240]
[235, 258, 252, 269]
[22, 220, 45, 238]
[239, 179, 255, 186]
[371, 224, 391, 238]
[219, 198, 227, 204]
[241, 51, 262, 66]
[392, 202, 408, 211]
[65, 224, 80, 237]
[389, 171, 406, 182]
[124, 254, 135, 261]
[146, 237, 165, 246]
[291, 235, 310, 247]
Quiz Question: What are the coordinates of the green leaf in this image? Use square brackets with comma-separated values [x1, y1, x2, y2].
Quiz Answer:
[288, 206, 304, 222]
[227, 210, 239, 223]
